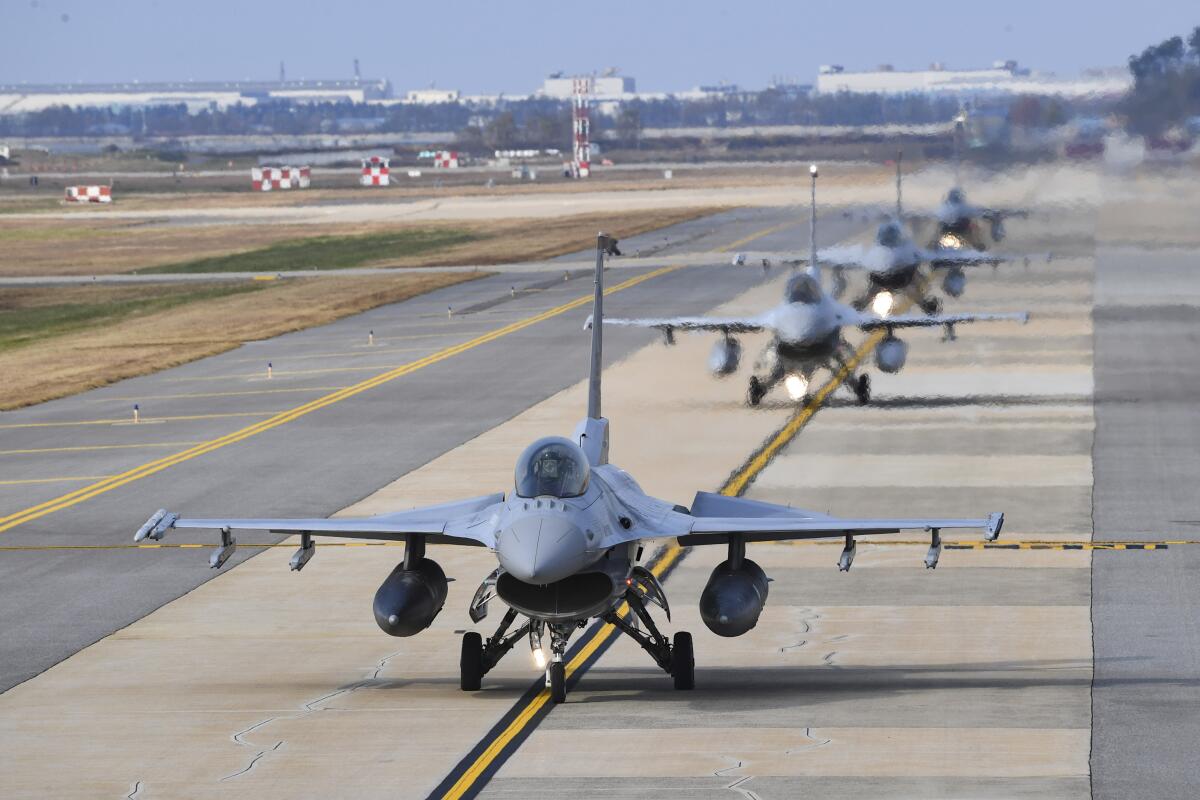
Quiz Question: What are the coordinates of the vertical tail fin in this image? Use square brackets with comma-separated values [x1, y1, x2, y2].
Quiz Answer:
[953, 108, 967, 187]
[895, 149, 903, 220]
[588, 233, 616, 420]
[576, 233, 615, 466]
[805, 164, 820, 282]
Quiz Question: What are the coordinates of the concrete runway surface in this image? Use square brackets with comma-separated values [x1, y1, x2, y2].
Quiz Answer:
[0, 167, 1197, 799]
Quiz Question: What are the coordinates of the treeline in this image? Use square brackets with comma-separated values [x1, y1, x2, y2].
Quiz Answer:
[1120, 26, 1200, 136]
[1, 86, 1116, 152]
[0, 90, 966, 143]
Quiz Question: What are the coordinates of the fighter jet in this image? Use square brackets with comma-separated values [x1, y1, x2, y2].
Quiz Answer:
[931, 185, 1029, 251]
[134, 233, 1006, 704]
[605, 165, 1031, 406]
[821, 154, 1034, 314]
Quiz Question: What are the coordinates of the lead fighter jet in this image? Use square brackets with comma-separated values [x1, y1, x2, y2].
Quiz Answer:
[136, 233, 1005, 704]
[606, 165, 1030, 406]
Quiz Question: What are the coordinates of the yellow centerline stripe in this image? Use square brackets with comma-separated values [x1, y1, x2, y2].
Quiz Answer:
[0, 266, 681, 535]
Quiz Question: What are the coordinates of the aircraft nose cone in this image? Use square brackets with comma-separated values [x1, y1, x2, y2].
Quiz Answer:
[496, 514, 587, 585]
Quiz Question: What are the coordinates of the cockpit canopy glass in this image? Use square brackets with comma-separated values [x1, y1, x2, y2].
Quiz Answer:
[514, 437, 591, 498]
[946, 188, 966, 204]
[876, 222, 903, 247]
[784, 273, 822, 305]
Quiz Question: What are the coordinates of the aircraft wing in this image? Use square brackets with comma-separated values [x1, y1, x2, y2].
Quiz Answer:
[856, 311, 1029, 331]
[677, 492, 1002, 545]
[134, 493, 505, 547]
[920, 247, 1005, 265]
[815, 244, 872, 269]
[603, 316, 766, 334]
[678, 512, 1003, 544]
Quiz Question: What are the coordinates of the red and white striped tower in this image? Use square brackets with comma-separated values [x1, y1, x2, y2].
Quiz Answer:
[571, 76, 594, 178]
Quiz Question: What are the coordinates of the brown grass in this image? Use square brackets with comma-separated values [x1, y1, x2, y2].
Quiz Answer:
[0, 207, 723, 277]
[0, 272, 480, 410]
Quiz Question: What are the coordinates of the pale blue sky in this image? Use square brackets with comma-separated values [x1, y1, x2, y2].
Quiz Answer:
[3, 1, 1195, 92]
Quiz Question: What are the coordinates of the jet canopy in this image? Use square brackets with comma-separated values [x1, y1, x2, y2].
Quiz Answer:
[946, 187, 966, 205]
[784, 273, 822, 305]
[514, 437, 591, 499]
[876, 222, 903, 247]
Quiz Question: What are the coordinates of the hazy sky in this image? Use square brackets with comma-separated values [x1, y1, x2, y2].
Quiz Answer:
[4, 1, 1196, 92]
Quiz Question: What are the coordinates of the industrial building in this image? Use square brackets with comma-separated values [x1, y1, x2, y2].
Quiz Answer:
[538, 73, 636, 100]
[0, 78, 393, 115]
[815, 60, 1129, 97]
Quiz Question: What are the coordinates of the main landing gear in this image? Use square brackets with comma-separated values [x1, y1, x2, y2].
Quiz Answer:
[459, 607, 529, 691]
[602, 589, 694, 692]
[853, 373, 871, 405]
[460, 591, 693, 703]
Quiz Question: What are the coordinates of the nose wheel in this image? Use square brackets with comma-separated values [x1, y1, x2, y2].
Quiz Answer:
[548, 661, 566, 703]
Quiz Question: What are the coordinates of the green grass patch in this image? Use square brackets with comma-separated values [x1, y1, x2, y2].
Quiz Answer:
[145, 227, 482, 274]
[0, 283, 264, 353]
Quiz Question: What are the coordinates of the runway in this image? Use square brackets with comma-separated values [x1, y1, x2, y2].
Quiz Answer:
[0, 167, 1197, 799]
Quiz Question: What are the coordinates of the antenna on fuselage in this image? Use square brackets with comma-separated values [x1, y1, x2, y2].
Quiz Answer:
[805, 163, 820, 282]
[588, 233, 619, 420]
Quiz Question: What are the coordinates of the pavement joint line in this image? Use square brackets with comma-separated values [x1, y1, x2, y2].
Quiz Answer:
[82, 387, 349, 404]
[0, 476, 113, 486]
[0, 411, 276, 430]
[0, 442, 203, 456]
[0, 265, 682, 534]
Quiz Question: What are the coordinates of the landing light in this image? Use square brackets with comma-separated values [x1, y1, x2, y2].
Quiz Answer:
[532, 648, 547, 670]
[871, 291, 895, 317]
[784, 374, 808, 401]
[938, 233, 963, 249]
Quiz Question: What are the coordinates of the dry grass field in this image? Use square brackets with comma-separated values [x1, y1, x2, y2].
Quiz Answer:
[0, 272, 482, 410]
[0, 207, 722, 277]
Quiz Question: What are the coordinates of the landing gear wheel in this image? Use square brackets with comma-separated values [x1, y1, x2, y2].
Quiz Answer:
[748, 376, 766, 407]
[920, 297, 942, 316]
[549, 661, 566, 703]
[460, 631, 483, 691]
[854, 374, 871, 405]
[671, 631, 695, 690]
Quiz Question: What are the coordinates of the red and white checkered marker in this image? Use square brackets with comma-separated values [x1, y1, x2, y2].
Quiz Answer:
[64, 185, 112, 203]
[433, 151, 460, 168]
[361, 156, 390, 187]
[252, 166, 311, 191]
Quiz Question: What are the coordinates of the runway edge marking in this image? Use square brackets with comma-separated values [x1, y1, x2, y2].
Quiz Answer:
[0, 265, 680, 534]
[428, 317, 879, 800]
